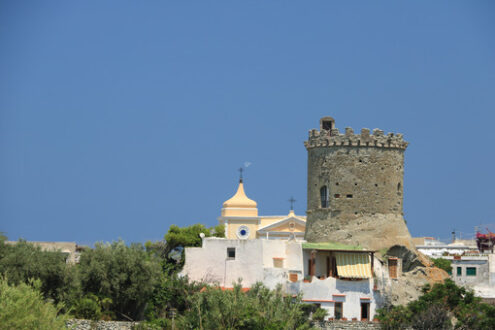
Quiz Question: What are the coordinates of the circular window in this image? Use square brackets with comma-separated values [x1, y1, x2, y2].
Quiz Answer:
[237, 225, 250, 239]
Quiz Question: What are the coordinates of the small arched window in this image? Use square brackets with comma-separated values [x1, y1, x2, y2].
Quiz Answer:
[320, 186, 329, 208]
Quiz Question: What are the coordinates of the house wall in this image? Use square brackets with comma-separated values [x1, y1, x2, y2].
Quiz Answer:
[182, 238, 264, 286]
[452, 257, 489, 286]
[490, 254, 495, 285]
[296, 278, 379, 320]
[181, 238, 303, 288]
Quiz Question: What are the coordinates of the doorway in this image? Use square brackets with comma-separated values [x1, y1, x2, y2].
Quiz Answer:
[361, 302, 370, 321]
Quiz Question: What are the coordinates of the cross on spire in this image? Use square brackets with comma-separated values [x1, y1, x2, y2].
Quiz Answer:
[238, 167, 243, 182]
[288, 196, 296, 211]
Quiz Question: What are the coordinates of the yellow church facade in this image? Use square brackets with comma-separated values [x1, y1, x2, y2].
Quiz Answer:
[218, 179, 306, 240]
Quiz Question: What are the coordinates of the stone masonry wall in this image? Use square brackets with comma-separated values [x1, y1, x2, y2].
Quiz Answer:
[312, 320, 386, 330]
[304, 122, 415, 251]
[66, 319, 141, 330]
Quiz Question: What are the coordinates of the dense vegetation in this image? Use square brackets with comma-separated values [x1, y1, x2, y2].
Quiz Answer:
[377, 279, 495, 329]
[0, 227, 314, 329]
[0, 277, 68, 329]
[432, 257, 452, 274]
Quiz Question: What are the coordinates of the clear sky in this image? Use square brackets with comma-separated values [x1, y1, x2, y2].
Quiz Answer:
[1, 1, 494, 246]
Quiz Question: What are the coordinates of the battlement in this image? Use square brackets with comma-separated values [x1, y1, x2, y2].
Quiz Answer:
[304, 127, 408, 150]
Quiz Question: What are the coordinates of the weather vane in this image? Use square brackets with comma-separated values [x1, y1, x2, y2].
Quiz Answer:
[288, 196, 296, 211]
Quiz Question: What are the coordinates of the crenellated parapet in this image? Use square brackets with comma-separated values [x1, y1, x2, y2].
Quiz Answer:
[304, 127, 408, 150]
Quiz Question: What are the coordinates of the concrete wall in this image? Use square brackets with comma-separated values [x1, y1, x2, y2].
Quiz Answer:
[286, 276, 379, 321]
[452, 257, 489, 286]
[181, 238, 304, 289]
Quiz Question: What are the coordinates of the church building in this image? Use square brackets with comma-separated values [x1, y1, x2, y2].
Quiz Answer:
[219, 178, 306, 240]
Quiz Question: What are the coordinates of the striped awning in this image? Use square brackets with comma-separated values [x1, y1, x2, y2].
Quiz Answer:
[335, 252, 372, 279]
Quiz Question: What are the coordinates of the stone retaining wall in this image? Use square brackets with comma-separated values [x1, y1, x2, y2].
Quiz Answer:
[66, 319, 140, 330]
[312, 320, 382, 330]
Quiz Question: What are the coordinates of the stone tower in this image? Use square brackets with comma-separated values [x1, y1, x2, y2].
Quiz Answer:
[304, 117, 415, 251]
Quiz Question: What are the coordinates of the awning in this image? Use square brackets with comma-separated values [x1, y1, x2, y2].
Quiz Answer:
[335, 252, 372, 279]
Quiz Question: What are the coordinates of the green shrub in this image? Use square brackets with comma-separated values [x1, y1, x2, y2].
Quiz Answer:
[312, 307, 328, 321]
[72, 294, 102, 320]
[432, 258, 452, 274]
[0, 277, 68, 330]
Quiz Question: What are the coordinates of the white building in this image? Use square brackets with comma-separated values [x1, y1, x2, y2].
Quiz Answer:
[414, 237, 478, 257]
[181, 180, 393, 321]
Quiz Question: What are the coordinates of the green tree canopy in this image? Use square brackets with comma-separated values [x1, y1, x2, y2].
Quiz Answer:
[0, 239, 72, 304]
[78, 240, 162, 321]
[0, 277, 68, 330]
[164, 223, 225, 251]
[377, 279, 495, 329]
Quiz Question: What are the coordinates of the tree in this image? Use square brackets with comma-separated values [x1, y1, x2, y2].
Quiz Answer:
[0, 239, 73, 305]
[432, 258, 452, 274]
[0, 277, 68, 329]
[164, 223, 224, 253]
[77, 240, 161, 321]
[160, 223, 225, 274]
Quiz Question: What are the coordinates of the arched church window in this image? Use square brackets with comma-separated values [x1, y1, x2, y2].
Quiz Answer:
[320, 186, 329, 208]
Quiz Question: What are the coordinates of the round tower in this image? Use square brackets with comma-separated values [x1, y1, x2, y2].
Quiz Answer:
[304, 117, 414, 250]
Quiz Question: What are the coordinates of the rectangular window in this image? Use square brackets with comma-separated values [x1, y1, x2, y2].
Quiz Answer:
[466, 267, 476, 276]
[334, 302, 343, 320]
[227, 247, 235, 259]
[457, 267, 462, 276]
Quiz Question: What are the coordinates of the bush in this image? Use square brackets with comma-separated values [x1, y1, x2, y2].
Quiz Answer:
[0, 277, 68, 329]
[432, 258, 452, 274]
[312, 307, 328, 321]
[179, 282, 311, 329]
[72, 294, 102, 320]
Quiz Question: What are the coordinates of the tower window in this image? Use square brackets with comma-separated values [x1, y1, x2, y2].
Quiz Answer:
[346, 194, 353, 198]
[320, 186, 329, 208]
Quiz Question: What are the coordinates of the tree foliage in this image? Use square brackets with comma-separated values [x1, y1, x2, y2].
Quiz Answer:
[432, 258, 452, 274]
[164, 223, 224, 252]
[377, 279, 495, 329]
[77, 240, 162, 321]
[177, 282, 311, 330]
[0, 277, 68, 329]
[0, 238, 74, 304]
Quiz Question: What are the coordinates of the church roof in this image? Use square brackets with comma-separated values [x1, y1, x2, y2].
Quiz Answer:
[221, 180, 258, 217]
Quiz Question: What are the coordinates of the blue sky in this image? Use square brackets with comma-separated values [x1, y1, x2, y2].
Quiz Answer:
[1, 1, 494, 245]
